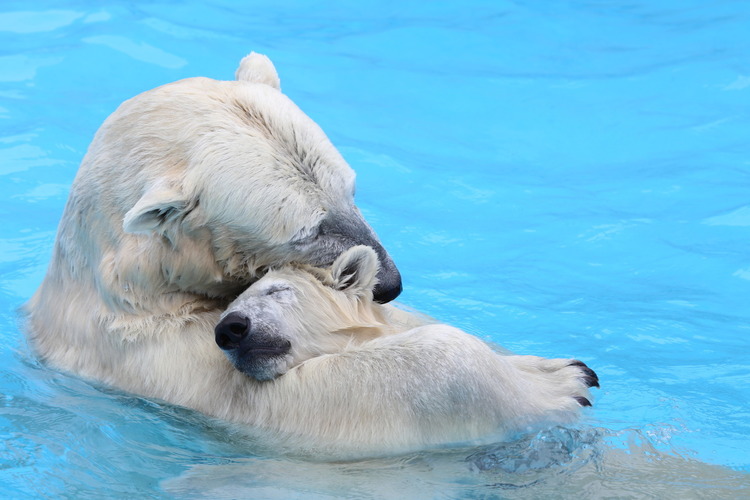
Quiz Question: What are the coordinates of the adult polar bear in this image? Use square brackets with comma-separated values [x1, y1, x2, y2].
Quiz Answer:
[25, 53, 594, 457]
[25, 53, 410, 392]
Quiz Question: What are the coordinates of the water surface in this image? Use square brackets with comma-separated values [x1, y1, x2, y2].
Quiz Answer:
[1, 1, 749, 498]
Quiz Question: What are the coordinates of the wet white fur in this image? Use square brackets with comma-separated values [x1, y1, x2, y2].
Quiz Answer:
[25, 52, 417, 383]
[207, 246, 595, 457]
[23, 54, 592, 458]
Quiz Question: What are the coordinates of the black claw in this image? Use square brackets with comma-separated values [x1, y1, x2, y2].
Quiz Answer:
[583, 376, 600, 388]
[569, 360, 600, 388]
[574, 396, 592, 407]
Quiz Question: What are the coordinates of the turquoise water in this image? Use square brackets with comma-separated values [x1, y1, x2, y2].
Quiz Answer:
[2, 1, 749, 498]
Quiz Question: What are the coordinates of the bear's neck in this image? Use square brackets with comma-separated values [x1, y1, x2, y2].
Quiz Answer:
[331, 300, 413, 342]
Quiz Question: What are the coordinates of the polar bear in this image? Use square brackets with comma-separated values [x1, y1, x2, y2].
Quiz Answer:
[24, 53, 413, 387]
[209, 246, 598, 456]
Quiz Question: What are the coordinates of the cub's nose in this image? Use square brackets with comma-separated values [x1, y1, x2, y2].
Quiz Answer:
[215, 312, 250, 350]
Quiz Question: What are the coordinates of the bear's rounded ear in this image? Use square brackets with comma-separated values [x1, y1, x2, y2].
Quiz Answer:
[330, 246, 380, 298]
[123, 182, 189, 234]
[235, 52, 281, 90]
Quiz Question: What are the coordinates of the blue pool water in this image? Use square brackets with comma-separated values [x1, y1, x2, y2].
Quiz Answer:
[1, 1, 749, 497]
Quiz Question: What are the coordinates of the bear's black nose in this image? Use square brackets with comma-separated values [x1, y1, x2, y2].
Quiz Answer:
[215, 312, 250, 350]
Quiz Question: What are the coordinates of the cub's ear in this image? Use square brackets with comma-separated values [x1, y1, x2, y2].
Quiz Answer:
[330, 246, 380, 297]
[235, 52, 281, 90]
[123, 182, 188, 234]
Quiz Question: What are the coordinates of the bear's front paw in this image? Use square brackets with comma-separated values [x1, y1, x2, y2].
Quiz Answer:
[507, 355, 600, 411]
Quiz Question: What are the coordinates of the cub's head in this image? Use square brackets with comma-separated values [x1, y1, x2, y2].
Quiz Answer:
[214, 246, 384, 381]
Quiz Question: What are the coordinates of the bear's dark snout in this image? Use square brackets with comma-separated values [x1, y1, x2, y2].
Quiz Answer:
[372, 272, 402, 304]
[215, 312, 250, 350]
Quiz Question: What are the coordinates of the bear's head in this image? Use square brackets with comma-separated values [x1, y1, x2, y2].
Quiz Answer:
[65, 53, 400, 316]
[214, 245, 385, 381]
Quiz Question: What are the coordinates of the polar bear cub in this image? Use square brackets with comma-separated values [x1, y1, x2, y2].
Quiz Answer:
[214, 246, 599, 455]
